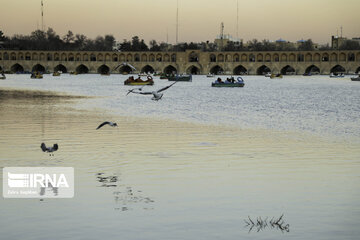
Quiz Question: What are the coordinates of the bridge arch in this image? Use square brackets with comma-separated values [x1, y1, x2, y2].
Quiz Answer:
[314, 53, 321, 62]
[134, 54, 140, 62]
[305, 65, 320, 74]
[273, 53, 279, 62]
[186, 65, 200, 74]
[32, 64, 45, 73]
[330, 53, 337, 62]
[217, 54, 224, 62]
[265, 53, 271, 62]
[164, 54, 170, 62]
[141, 54, 147, 62]
[305, 53, 312, 62]
[356, 66, 360, 74]
[257, 53, 263, 62]
[119, 65, 133, 74]
[233, 54, 239, 62]
[281, 65, 296, 75]
[98, 65, 110, 74]
[112, 54, 118, 62]
[141, 65, 155, 73]
[289, 53, 296, 62]
[330, 65, 345, 74]
[164, 65, 177, 74]
[339, 53, 346, 61]
[76, 64, 89, 74]
[54, 64, 67, 73]
[188, 51, 199, 62]
[210, 65, 224, 75]
[233, 65, 247, 75]
[241, 54, 247, 62]
[11, 63, 24, 73]
[257, 65, 271, 75]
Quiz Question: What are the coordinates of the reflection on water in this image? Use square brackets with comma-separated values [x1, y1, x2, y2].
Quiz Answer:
[95, 172, 155, 211]
[0, 86, 359, 240]
[245, 215, 290, 233]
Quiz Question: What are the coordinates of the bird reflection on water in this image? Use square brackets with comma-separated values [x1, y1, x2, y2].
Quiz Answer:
[95, 172, 154, 211]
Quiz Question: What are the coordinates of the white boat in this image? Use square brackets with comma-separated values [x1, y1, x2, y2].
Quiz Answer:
[330, 73, 345, 78]
[206, 73, 215, 78]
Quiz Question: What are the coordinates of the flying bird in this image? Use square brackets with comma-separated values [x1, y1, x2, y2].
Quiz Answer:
[40, 143, 58, 156]
[96, 121, 118, 130]
[127, 81, 177, 101]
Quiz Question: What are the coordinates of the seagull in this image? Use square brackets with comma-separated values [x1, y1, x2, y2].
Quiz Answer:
[40, 143, 58, 156]
[96, 121, 118, 130]
[128, 81, 177, 101]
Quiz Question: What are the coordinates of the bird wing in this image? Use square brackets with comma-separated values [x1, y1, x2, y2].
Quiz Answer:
[53, 144, 59, 151]
[131, 91, 153, 95]
[96, 121, 110, 130]
[126, 87, 143, 96]
[157, 82, 177, 93]
[40, 143, 47, 152]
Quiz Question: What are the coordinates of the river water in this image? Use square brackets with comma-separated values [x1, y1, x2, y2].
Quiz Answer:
[0, 74, 359, 240]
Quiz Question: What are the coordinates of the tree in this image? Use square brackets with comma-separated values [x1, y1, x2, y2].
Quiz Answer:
[63, 30, 75, 44]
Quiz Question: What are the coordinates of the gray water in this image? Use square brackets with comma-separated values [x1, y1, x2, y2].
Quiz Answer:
[0, 74, 359, 240]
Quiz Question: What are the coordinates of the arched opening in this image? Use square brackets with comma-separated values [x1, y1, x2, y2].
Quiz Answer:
[188, 52, 199, 62]
[356, 66, 360, 74]
[187, 65, 200, 74]
[305, 65, 320, 74]
[164, 65, 177, 74]
[32, 64, 45, 73]
[54, 64, 67, 73]
[11, 64, 24, 73]
[281, 65, 296, 75]
[119, 65, 133, 74]
[233, 65, 247, 75]
[141, 65, 155, 74]
[210, 54, 216, 62]
[98, 65, 110, 75]
[210, 65, 224, 75]
[76, 64, 89, 74]
[0, 66, 2, 72]
[330, 65, 345, 74]
[257, 65, 271, 75]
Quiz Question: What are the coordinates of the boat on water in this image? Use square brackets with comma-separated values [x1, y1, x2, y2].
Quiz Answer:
[124, 76, 154, 85]
[31, 72, 43, 79]
[206, 73, 215, 78]
[70, 71, 78, 75]
[211, 77, 245, 87]
[330, 73, 345, 78]
[265, 73, 272, 77]
[0, 72, 6, 80]
[351, 75, 360, 81]
[270, 74, 283, 79]
[53, 71, 61, 76]
[168, 74, 192, 82]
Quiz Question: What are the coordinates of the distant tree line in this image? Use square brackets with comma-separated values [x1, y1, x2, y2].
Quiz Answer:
[0, 28, 359, 52]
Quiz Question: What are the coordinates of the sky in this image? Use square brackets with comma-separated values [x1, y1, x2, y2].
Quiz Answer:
[1, 0, 359, 44]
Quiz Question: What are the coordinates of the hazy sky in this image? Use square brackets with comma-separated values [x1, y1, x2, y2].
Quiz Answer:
[1, 0, 359, 44]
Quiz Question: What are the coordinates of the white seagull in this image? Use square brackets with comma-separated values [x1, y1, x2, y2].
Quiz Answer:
[41, 143, 58, 156]
[96, 121, 118, 130]
[128, 82, 177, 101]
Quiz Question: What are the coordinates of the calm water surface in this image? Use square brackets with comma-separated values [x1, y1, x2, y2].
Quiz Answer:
[0, 74, 359, 240]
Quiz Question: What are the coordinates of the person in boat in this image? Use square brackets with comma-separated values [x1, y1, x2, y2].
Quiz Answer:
[215, 77, 223, 84]
[1, 71, 5, 77]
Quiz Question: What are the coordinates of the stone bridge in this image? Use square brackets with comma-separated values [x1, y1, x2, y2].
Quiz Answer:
[1, 49, 359, 75]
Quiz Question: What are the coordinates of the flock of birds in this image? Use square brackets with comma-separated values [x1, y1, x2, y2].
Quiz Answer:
[40, 80, 177, 155]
